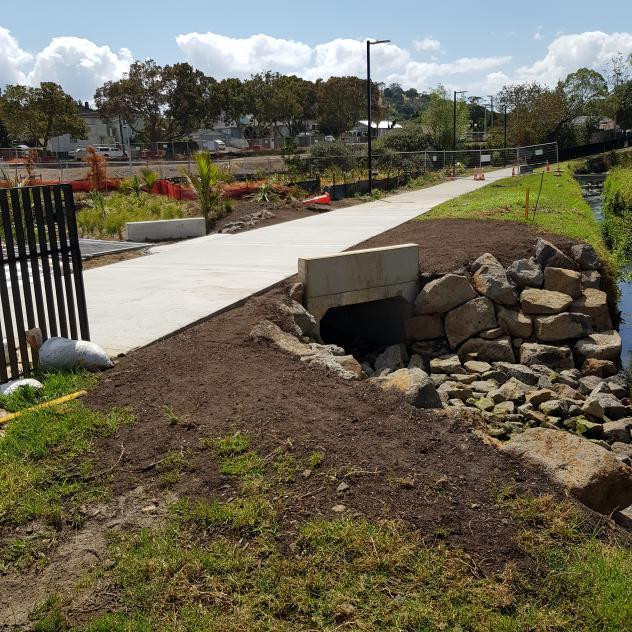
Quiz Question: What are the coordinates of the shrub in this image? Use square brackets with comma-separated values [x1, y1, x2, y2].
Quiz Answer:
[83, 146, 107, 190]
[76, 192, 191, 238]
[309, 141, 359, 175]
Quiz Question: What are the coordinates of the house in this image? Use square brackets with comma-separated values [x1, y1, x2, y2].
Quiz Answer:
[347, 120, 403, 142]
[46, 103, 125, 156]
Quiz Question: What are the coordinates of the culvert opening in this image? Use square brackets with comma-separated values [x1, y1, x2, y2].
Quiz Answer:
[319, 296, 412, 359]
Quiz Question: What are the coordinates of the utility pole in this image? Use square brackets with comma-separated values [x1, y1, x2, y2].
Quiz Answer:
[453, 90, 467, 174]
[488, 95, 494, 128]
[366, 39, 390, 194]
[504, 106, 508, 147]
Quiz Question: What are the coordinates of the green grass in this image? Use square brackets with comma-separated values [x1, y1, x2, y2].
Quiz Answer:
[76, 192, 194, 239]
[603, 167, 632, 267]
[31, 436, 632, 632]
[0, 369, 97, 413]
[37, 498, 632, 631]
[423, 169, 609, 260]
[0, 403, 132, 528]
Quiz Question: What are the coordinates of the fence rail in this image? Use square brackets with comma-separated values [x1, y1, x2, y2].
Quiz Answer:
[0, 184, 89, 382]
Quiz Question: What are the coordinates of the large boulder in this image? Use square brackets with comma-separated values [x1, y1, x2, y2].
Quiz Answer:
[472, 264, 518, 306]
[250, 319, 315, 357]
[543, 267, 582, 299]
[581, 270, 602, 290]
[575, 331, 622, 364]
[533, 312, 592, 342]
[430, 355, 463, 374]
[414, 274, 476, 314]
[507, 258, 543, 289]
[375, 344, 409, 372]
[521, 289, 573, 315]
[581, 358, 618, 378]
[520, 342, 575, 370]
[535, 238, 577, 270]
[489, 377, 533, 404]
[371, 368, 443, 409]
[497, 307, 533, 339]
[444, 297, 497, 349]
[601, 419, 632, 444]
[471, 253, 502, 274]
[458, 336, 515, 364]
[502, 427, 632, 514]
[570, 289, 612, 331]
[571, 243, 600, 270]
[583, 394, 628, 420]
[493, 362, 539, 386]
[405, 315, 444, 341]
[281, 300, 318, 336]
[301, 352, 364, 380]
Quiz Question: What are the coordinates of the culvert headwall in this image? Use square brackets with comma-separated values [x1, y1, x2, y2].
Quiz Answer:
[298, 244, 420, 336]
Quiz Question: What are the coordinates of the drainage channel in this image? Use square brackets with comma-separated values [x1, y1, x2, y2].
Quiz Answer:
[579, 177, 632, 367]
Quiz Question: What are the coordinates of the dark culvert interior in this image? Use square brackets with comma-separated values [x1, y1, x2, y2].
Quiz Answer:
[319, 296, 412, 360]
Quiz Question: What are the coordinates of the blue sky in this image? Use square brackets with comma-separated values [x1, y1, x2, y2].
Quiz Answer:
[1, 0, 632, 101]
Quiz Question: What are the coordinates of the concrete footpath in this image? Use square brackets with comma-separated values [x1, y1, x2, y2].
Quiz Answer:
[85, 168, 513, 356]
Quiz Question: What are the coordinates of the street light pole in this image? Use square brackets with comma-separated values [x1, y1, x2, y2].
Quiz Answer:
[453, 90, 466, 175]
[367, 39, 390, 194]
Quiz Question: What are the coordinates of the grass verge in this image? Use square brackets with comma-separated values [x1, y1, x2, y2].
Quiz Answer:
[32, 437, 632, 631]
[422, 169, 608, 261]
[603, 167, 632, 268]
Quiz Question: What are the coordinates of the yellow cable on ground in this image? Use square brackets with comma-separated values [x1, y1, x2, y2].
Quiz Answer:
[0, 390, 87, 426]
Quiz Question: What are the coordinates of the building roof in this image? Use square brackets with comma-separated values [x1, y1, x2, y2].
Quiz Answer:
[357, 120, 403, 129]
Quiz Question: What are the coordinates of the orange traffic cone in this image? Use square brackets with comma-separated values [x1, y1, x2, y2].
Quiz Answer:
[546, 161, 550, 173]
[512, 166, 516, 177]
[480, 168, 485, 181]
[303, 192, 331, 206]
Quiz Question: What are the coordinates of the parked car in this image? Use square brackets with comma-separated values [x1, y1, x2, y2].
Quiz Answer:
[324, 135, 335, 142]
[75, 145, 126, 161]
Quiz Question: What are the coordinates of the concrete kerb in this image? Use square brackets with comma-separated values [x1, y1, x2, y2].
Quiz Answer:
[298, 244, 420, 330]
[125, 217, 206, 242]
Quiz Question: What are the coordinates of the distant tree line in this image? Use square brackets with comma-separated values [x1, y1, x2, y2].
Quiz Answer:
[0, 53, 630, 152]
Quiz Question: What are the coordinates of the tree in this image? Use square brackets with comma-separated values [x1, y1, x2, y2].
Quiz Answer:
[95, 59, 166, 144]
[561, 68, 608, 116]
[497, 82, 572, 146]
[0, 82, 87, 148]
[420, 86, 469, 150]
[383, 84, 427, 120]
[316, 76, 383, 137]
[219, 78, 246, 127]
[162, 63, 222, 139]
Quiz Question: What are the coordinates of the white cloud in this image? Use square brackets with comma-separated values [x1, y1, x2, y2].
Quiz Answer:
[516, 31, 632, 86]
[0, 27, 31, 86]
[27, 37, 132, 102]
[176, 31, 510, 90]
[176, 32, 312, 77]
[413, 37, 441, 52]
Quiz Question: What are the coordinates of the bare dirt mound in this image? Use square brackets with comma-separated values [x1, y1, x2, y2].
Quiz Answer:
[353, 218, 582, 274]
[83, 287, 552, 571]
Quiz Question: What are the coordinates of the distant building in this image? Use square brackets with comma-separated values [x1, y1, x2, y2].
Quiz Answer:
[47, 102, 124, 156]
[347, 120, 403, 142]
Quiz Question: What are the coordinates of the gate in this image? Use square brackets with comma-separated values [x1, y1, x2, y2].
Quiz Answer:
[0, 184, 89, 382]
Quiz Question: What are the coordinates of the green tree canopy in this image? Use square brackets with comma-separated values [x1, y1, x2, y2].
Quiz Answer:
[420, 86, 469, 150]
[0, 82, 86, 148]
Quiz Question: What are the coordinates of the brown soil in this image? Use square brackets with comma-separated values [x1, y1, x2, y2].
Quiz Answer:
[82, 248, 150, 270]
[0, 217, 611, 628]
[354, 218, 583, 274]
[211, 195, 358, 234]
[79, 287, 552, 569]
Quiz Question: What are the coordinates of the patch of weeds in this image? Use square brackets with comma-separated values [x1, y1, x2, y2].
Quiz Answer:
[162, 405, 179, 426]
[306, 450, 324, 468]
[0, 370, 98, 413]
[272, 451, 299, 482]
[170, 496, 276, 536]
[213, 430, 250, 456]
[157, 449, 191, 487]
[0, 536, 47, 572]
[0, 403, 133, 527]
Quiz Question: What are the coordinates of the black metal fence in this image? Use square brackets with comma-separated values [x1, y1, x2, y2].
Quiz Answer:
[0, 184, 89, 382]
[559, 134, 632, 161]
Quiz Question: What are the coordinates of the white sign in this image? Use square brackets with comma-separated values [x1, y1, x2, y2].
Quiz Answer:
[535, 149, 544, 156]
[481, 154, 491, 163]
